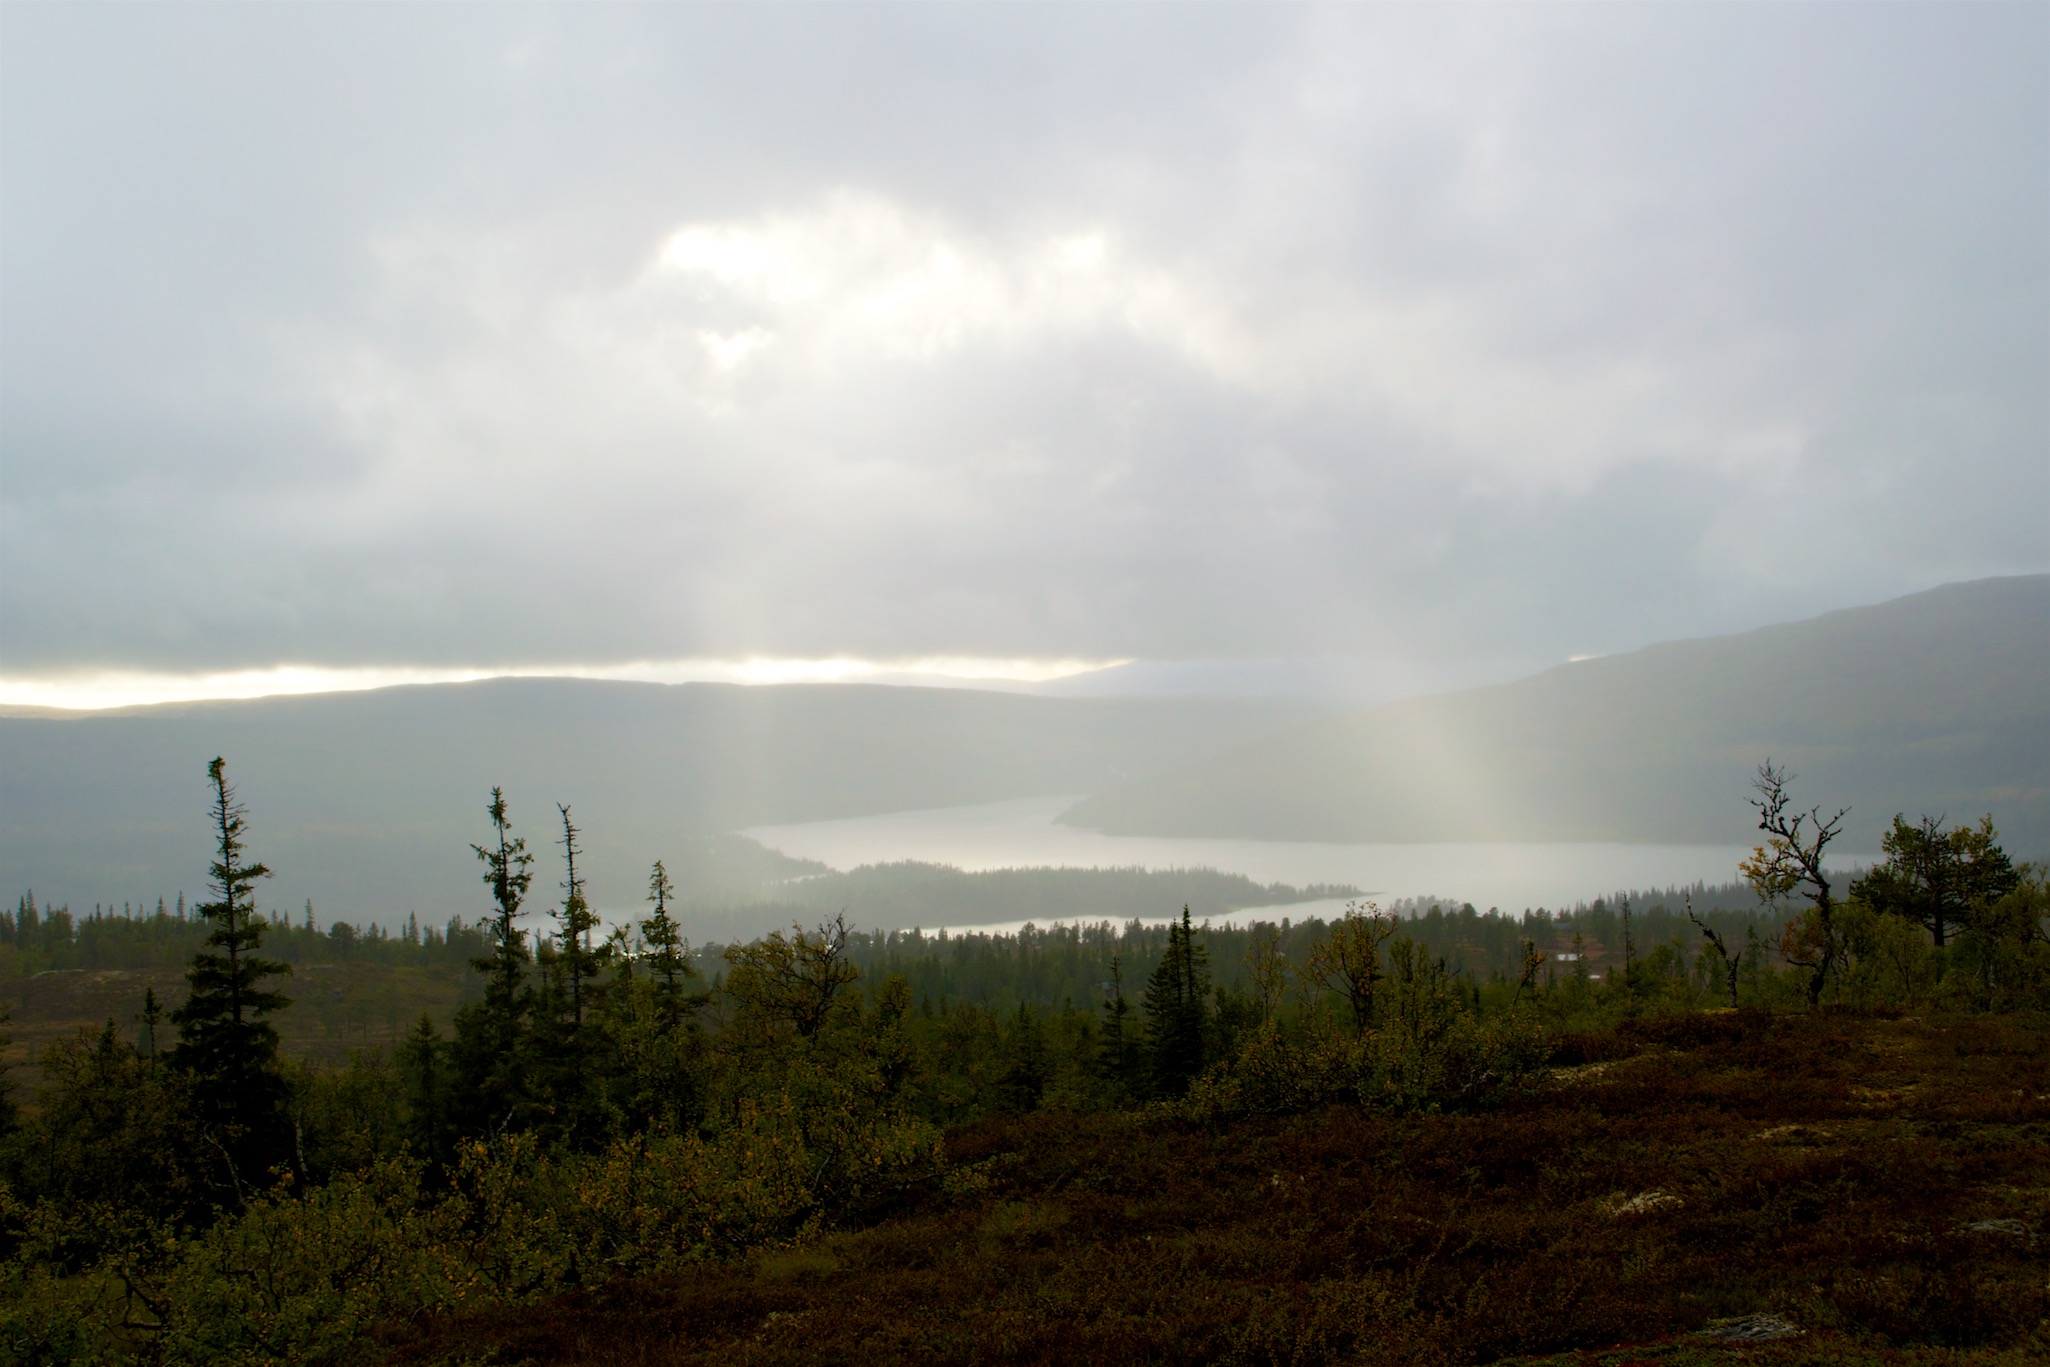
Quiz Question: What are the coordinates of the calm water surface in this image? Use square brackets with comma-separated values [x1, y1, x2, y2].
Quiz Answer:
[744, 796, 1876, 931]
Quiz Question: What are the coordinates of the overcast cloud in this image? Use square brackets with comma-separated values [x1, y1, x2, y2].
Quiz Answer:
[3, 4, 2044, 698]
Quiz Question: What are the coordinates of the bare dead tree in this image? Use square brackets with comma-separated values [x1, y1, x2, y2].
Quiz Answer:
[1740, 760, 1847, 1007]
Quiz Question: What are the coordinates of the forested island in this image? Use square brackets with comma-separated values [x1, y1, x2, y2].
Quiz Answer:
[3, 759, 2046, 1365]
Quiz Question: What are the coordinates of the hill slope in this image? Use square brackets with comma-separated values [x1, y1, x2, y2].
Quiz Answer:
[0, 681, 1328, 924]
[376, 1014, 2050, 1366]
[1061, 576, 2050, 852]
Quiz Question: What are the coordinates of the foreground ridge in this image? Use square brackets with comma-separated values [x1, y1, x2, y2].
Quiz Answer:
[375, 1011, 2050, 1366]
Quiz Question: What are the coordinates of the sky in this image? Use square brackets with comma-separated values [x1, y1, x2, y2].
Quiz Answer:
[3, 4, 2045, 709]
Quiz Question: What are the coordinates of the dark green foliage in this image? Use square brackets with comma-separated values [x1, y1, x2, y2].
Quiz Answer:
[994, 1004, 1049, 1114]
[1142, 906, 1209, 1097]
[170, 757, 293, 1190]
[1853, 813, 2020, 948]
[707, 861, 1357, 941]
[605, 898, 708, 1136]
[12, 1023, 220, 1256]
[287, 1048, 410, 1181]
[469, 786, 536, 1010]
[867, 973, 916, 1101]
[137, 986, 164, 1058]
[452, 788, 536, 1136]
[549, 805, 604, 1041]
[722, 914, 861, 1042]
[532, 804, 609, 1147]
[1834, 814, 2047, 1012]
[397, 1013, 456, 1171]
[1094, 955, 1141, 1096]
[640, 859, 708, 1029]
[823, 889, 1786, 1019]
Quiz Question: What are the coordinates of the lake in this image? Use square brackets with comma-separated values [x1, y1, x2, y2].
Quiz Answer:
[744, 796, 1878, 932]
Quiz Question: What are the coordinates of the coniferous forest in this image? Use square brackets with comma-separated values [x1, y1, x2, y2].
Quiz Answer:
[3, 759, 2048, 1366]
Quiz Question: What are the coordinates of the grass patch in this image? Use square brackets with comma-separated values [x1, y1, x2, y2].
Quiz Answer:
[753, 1248, 844, 1283]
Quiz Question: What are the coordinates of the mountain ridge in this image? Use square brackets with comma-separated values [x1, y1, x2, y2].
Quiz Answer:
[1059, 575, 2050, 852]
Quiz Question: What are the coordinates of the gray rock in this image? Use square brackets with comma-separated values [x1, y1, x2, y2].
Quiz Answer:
[1965, 1218, 2033, 1240]
[1608, 1189, 1684, 1217]
[1701, 1314, 1802, 1342]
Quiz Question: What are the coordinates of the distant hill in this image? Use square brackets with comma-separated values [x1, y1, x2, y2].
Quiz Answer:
[0, 680, 1329, 925]
[1060, 577, 2050, 854]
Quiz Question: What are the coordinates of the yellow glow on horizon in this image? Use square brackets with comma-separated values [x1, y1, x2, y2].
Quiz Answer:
[0, 656, 1130, 712]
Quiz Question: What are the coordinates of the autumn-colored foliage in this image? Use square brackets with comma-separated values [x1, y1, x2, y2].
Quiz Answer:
[370, 1010, 2049, 1367]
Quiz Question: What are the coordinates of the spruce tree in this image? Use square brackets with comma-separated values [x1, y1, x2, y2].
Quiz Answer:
[639, 859, 705, 1030]
[1096, 954, 1141, 1093]
[471, 787, 535, 1007]
[1142, 907, 1209, 1097]
[139, 987, 163, 1058]
[997, 1003, 1049, 1113]
[398, 1013, 454, 1171]
[171, 757, 292, 1189]
[534, 804, 607, 1146]
[553, 805, 603, 1043]
[452, 787, 535, 1135]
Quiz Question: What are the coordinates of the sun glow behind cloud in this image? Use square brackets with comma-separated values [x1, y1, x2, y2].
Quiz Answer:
[0, 657, 1126, 712]
[648, 193, 1227, 370]
[1, 7, 2041, 686]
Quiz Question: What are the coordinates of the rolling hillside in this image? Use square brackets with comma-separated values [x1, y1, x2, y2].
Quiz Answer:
[0, 682, 1328, 925]
[8, 577, 2042, 928]
[1061, 576, 2050, 853]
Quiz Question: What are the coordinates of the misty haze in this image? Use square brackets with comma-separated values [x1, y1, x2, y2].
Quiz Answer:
[2, 6, 2044, 1365]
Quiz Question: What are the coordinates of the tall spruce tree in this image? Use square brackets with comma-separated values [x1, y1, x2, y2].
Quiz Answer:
[398, 1013, 455, 1171]
[997, 1003, 1049, 1113]
[452, 787, 535, 1135]
[1096, 954, 1141, 1093]
[1142, 906, 1209, 1097]
[139, 987, 163, 1058]
[532, 804, 607, 1146]
[553, 805, 604, 1041]
[549, 807, 602, 1098]
[639, 859, 705, 1030]
[472, 787, 535, 1007]
[171, 757, 292, 1190]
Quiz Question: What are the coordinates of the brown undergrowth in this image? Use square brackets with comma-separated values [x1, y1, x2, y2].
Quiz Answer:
[372, 1012, 2050, 1366]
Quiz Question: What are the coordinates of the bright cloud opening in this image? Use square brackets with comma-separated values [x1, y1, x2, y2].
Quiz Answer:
[0, 657, 1129, 713]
